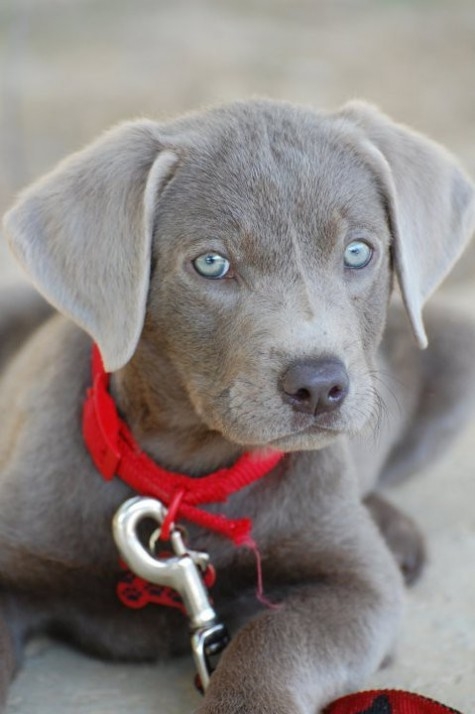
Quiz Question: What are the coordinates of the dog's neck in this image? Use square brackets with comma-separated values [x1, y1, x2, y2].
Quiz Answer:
[110, 344, 245, 477]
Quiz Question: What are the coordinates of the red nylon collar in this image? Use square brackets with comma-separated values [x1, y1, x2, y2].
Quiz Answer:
[82, 345, 284, 546]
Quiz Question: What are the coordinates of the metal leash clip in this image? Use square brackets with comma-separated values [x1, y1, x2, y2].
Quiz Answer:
[112, 496, 229, 691]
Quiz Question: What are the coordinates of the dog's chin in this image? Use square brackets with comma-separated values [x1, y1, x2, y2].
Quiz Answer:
[267, 428, 342, 452]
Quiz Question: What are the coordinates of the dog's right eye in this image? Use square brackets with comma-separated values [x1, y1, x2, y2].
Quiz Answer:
[343, 240, 373, 269]
[193, 253, 231, 279]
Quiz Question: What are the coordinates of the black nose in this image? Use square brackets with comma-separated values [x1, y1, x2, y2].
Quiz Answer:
[280, 358, 349, 416]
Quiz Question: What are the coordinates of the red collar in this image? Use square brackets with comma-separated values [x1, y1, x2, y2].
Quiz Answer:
[82, 345, 284, 547]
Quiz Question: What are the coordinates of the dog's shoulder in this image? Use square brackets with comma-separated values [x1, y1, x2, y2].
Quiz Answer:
[0, 285, 53, 372]
[0, 315, 92, 483]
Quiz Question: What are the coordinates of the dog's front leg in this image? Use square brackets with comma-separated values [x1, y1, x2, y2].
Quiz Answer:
[197, 586, 398, 713]
[197, 500, 404, 713]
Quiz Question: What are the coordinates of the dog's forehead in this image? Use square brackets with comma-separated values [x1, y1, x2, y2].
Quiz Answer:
[159, 102, 387, 254]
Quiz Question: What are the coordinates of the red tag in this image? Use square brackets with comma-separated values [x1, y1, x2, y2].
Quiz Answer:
[117, 567, 186, 614]
[116, 563, 216, 614]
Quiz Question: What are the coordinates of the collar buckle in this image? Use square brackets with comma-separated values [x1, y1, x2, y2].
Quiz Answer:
[112, 496, 229, 691]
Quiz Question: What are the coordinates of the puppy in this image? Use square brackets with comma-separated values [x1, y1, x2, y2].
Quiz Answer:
[1, 99, 475, 713]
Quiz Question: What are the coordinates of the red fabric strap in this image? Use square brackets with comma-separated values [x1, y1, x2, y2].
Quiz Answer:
[325, 689, 462, 714]
[83, 344, 284, 546]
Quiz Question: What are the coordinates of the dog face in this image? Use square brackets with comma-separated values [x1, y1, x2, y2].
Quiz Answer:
[144, 107, 392, 449]
[4, 100, 475, 452]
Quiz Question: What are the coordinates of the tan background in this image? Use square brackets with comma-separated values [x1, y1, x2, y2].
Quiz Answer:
[1, 1, 475, 712]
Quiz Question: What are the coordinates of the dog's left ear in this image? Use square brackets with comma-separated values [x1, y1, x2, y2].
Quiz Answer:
[3, 120, 178, 371]
[340, 101, 475, 348]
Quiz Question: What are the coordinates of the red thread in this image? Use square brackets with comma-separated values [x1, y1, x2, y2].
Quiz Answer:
[249, 539, 281, 611]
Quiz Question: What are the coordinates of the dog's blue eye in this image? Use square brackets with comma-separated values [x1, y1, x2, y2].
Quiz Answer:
[193, 253, 231, 279]
[344, 240, 373, 269]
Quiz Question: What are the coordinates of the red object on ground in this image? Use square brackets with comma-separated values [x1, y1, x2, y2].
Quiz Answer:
[324, 690, 462, 714]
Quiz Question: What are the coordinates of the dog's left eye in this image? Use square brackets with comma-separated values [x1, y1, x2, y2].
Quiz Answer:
[344, 240, 373, 269]
[193, 253, 231, 279]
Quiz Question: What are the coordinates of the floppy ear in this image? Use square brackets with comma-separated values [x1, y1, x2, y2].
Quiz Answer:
[3, 121, 178, 371]
[340, 101, 475, 348]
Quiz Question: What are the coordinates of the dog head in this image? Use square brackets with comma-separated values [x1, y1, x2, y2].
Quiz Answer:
[4, 100, 475, 452]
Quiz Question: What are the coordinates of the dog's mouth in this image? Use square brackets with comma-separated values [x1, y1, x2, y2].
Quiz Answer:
[213, 409, 350, 451]
[266, 414, 346, 450]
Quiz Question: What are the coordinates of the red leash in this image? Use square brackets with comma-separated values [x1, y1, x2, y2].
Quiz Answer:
[325, 690, 462, 713]
[83, 344, 284, 548]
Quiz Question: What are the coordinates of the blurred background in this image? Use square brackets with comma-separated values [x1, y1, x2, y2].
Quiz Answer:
[1, 1, 475, 712]
[1, 0, 475, 217]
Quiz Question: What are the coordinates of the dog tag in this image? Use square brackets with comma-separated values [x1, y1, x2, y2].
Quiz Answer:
[113, 496, 229, 690]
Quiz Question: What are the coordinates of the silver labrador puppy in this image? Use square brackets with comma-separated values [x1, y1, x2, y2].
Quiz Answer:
[1, 99, 475, 713]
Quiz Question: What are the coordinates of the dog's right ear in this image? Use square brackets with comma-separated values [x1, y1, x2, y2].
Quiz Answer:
[3, 121, 178, 371]
[339, 101, 475, 349]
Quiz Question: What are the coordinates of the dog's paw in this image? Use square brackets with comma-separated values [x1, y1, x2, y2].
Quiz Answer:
[365, 493, 426, 586]
[195, 704, 297, 714]
[194, 687, 300, 714]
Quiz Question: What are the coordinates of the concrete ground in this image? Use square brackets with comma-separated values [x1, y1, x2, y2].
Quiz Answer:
[1, 1, 475, 711]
